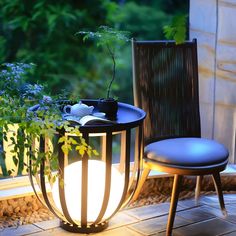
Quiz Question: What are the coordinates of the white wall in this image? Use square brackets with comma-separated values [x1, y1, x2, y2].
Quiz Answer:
[190, 0, 236, 163]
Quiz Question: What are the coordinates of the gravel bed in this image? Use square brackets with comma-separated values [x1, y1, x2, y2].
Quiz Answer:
[0, 195, 54, 230]
[0, 175, 235, 229]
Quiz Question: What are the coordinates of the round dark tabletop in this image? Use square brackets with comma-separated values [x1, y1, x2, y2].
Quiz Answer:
[76, 99, 146, 133]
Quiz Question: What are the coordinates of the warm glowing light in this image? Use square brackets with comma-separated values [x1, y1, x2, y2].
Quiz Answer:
[52, 160, 124, 222]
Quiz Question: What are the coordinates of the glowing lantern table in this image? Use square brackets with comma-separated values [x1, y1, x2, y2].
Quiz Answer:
[29, 100, 146, 233]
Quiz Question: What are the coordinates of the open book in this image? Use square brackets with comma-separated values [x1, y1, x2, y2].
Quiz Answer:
[63, 114, 116, 126]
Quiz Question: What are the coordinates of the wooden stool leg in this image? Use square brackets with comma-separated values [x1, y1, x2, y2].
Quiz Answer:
[195, 175, 203, 204]
[132, 168, 150, 201]
[212, 172, 227, 216]
[166, 174, 183, 236]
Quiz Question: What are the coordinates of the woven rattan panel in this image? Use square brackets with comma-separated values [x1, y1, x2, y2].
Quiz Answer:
[132, 40, 201, 145]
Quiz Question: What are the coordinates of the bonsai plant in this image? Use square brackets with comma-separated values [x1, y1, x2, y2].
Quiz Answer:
[0, 62, 98, 179]
[77, 26, 130, 119]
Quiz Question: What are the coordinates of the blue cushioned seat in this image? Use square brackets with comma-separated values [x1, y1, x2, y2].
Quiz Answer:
[145, 138, 229, 167]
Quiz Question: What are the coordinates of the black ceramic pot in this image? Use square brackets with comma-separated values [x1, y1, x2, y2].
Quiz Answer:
[97, 98, 118, 120]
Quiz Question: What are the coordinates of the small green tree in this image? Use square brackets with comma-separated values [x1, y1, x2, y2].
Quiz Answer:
[77, 26, 130, 99]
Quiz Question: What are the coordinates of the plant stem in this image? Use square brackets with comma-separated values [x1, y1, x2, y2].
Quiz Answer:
[0, 146, 8, 176]
[106, 44, 116, 99]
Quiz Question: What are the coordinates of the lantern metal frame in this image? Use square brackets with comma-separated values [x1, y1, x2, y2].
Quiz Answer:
[29, 100, 146, 233]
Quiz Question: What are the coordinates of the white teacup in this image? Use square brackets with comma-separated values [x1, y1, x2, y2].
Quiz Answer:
[63, 102, 94, 117]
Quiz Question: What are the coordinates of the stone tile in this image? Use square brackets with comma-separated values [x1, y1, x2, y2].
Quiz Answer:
[201, 205, 227, 218]
[198, 70, 215, 103]
[214, 101, 236, 162]
[95, 227, 143, 236]
[6, 195, 236, 236]
[222, 214, 236, 224]
[190, 0, 217, 34]
[176, 206, 216, 223]
[229, 164, 236, 171]
[108, 211, 139, 229]
[214, 105, 235, 163]
[201, 199, 236, 216]
[28, 227, 86, 235]
[28, 213, 139, 235]
[0, 224, 42, 236]
[172, 218, 236, 236]
[217, 44, 236, 72]
[178, 198, 202, 209]
[218, 2, 236, 43]
[201, 205, 236, 224]
[190, 201, 236, 224]
[226, 204, 236, 215]
[225, 194, 236, 202]
[220, 230, 236, 236]
[128, 215, 190, 235]
[200, 194, 236, 205]
[155, 231, 182, 236]
[215, 79, 236, 106]
[33, 219, 60, 230]
[223, 164, 236, 174]
[125, 203, 183, 220]
[199, 102, 214, 139]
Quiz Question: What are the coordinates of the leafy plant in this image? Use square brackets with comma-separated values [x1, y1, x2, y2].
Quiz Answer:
[0, 63, 98, 179]
[0, 63, 35, 98]
[77, 26, 131, 99]
[163, 14, 188, 44]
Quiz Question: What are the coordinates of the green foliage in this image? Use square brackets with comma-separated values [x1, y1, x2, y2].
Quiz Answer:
[0, 0, 189, 179]
[0, 0, 188, 104]
[0, 63, 36, 98]
[0, 63, 98, 179]
[80, 26, 130, 51]
[163, 14, 188, 44]
[111, 2, 170, 40]
[77, 26, 130, 98]
[0, 0, 110, 96]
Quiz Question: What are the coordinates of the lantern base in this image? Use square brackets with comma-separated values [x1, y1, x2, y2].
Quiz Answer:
[60, 221, 109, 233]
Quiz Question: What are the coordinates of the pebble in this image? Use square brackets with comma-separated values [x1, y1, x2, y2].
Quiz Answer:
[0, 175, 235, 229]
[14, 206, 20, 213]
[0, 195, 54, 229]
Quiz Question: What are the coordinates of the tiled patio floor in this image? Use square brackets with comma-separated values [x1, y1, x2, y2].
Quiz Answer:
[1, 194, 236, 236]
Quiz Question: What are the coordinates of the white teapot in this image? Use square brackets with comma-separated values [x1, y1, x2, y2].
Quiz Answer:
[63, 102, 94, 117]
